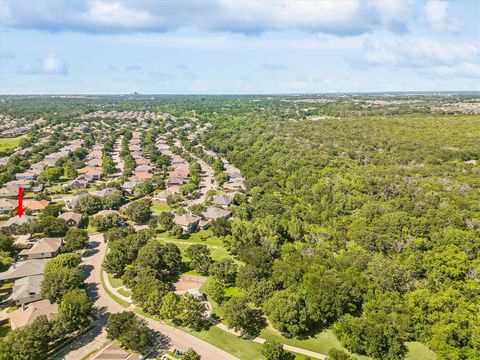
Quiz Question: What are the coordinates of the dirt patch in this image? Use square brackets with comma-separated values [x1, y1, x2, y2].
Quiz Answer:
[174, 275, 207, 294]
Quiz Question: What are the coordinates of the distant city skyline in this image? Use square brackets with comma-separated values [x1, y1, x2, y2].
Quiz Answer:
[1, 0, 479, 94]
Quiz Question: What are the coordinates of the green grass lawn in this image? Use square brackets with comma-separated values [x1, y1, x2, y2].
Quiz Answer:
[118, 288, 132, 298]
[260, 328, 345, 357]
[107, 273, 123, 288]
[406, 342, 437, 360]
[152, 203, 171, 215]
[100, 270, 130, 308]
[45, 185, 63, 194]
[0, 136, 26, 152]
[158, 229, 238, 264]
[0, 323, 11, 338]
[163, 239, 233, 264]
[134, 308, 265, 359]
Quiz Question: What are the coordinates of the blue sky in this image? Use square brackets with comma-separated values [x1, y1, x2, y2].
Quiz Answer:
[0, 0, 479, 94]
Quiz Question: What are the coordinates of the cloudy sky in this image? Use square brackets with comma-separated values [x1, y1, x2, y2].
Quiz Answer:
[0, 0, 479, 94]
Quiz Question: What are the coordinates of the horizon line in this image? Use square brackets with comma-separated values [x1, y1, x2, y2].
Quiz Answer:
[1, 90, 480, 97]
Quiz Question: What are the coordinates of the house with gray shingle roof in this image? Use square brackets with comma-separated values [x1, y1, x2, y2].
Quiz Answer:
[19, 238, 63, 260]
[6, 275, 43, 306]
[211, 194, 234, 208]
[202, 206, 232, 221]
[0, 259, 47, 282]
[1, 215, 35, 234]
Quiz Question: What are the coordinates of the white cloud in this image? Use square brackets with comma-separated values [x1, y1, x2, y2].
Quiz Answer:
[82, 1, 156, 29]
[424, 0, 459, 32]
[361, 37, 479, 78]
[207, 0, 365, 34]
[17, 53, 69, 75]
[1, 0, 415, 35]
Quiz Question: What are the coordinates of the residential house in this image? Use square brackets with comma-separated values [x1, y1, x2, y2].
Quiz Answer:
[173, 214, 200, 234]
[93, 187, 119, 198]
[135, 164, 153, 173]
[30, 163, 46, 173]
[19, 238, 63, 259]
[223, 180, 246, 192]
[57, 212, 83, 227]
[0, 187, 17, 198]
[86, 168, 102, 181]
[133, 172, 153, 183]
[87, 158, 102, 167]
[67, 178, 89, 190]
[5, 179, 32, 191]
[151, 186, 181, 205]
[201, 206, 232, 221]
[15, 172, 36, 181]
[6, 275, 43, 306]
[0, 198, 16, 213]
[24, 199, 49, 213]
[79, 165, 100, 175]
[121, 181, 138, 195]
[1, 215, 35, 234]
[64, 193, 89, 211]
[168, 177, 186, 186]
[0, 259, 47, 282]
[135, 158, 151, 166]
[14, 234, 32, 249]
[9, 299, 58, 329]
[211, 194, 234, 208]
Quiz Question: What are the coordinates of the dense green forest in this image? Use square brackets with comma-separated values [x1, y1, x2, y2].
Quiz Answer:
[1, 95, 479, 359]
[203, 111, 480, 360]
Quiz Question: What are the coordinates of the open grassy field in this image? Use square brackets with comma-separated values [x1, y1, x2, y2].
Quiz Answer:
[0, 135, 26, 152]
[158, 229, 240, 265]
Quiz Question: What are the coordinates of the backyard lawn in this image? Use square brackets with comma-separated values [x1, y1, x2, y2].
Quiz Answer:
[151, 203, 171, 215]
[0, 136, 26, 152]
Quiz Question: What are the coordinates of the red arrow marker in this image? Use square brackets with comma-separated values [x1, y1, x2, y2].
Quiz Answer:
[17, 187, 24, 217]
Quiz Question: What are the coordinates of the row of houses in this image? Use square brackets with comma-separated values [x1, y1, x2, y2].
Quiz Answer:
[81, 110, 176, 123]
[0, 139, 84, 200]
[0, 115, 44, 138]
[151, 135, 190, 204]
[0, 235, 64, 329]
[120, 132, 154, 194]
[154, 130, 237, 234]
[0, 199, 49, 214]
[65, 144, 103, 189]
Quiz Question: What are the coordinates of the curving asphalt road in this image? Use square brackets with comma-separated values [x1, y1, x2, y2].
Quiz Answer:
[56, 233, 238, 360]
